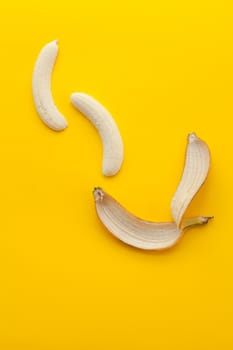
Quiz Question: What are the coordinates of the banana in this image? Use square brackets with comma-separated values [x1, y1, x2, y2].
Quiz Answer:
[171, 133, 210, 228]
[32, 40, 68, 131]
[93, 187, 212, 250]
[71, 93, 124, 176]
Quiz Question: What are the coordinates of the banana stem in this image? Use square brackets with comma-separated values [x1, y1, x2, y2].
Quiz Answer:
[181, 216, 214, 230]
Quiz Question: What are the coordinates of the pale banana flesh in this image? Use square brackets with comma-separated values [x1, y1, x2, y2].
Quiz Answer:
[32, 40, 68, 131]
[93, 188, 212, 250]
[171, 133, 210, 228]
[71, 93, 124, 176]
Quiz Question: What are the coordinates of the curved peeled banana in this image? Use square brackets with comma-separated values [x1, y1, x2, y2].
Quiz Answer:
[71, 93, 124, 176]
[93, 187, 211, 250]
[171, 133, 210, 227]
[32, 40, 68, 131]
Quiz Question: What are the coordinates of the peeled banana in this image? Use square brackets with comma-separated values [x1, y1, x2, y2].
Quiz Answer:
[32, 40, 68, 131]
[71, 92, 124, 176]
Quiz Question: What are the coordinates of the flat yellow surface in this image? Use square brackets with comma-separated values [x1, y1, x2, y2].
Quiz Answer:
[0, 0, 232, 349]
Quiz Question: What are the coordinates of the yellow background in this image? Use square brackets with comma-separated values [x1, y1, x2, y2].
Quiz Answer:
[0, 0, 232, 348]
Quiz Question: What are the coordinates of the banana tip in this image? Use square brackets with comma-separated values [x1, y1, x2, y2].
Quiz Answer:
[188, 132, 198, 143]
[201, 216, 214, 224]
[93, 187, 104, 201]
[48, 39, 58, 46]
[70, 92, 81, 104]
[70, 93, 76, 101]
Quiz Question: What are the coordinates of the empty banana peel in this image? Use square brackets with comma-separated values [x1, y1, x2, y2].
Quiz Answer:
[93, 188, 212, 250]
[93, 133, 212, 250]
[171, 133, 210, 228]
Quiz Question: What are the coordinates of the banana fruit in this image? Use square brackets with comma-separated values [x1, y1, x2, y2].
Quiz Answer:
[71, 93, 124, 176]
[32, 40, 68, 131]
[93, 187, 212, 250]
[93, 133, 212, 250]
[32, 41, 124, 175]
